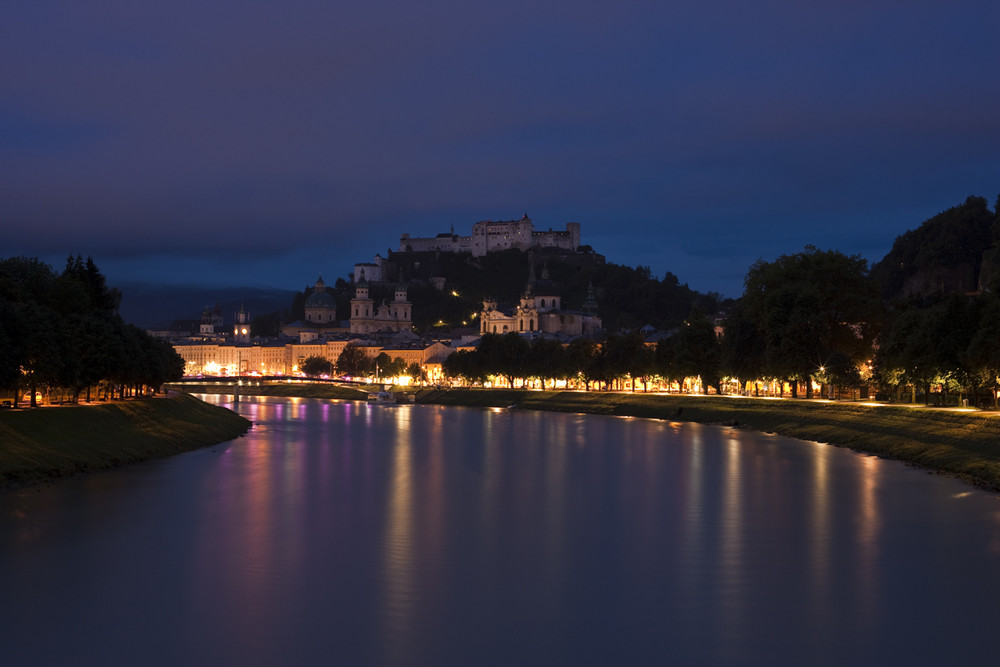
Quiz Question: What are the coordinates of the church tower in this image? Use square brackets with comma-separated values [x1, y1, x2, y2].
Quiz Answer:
[350, 269, 375, 334]
[389, 282, 411, 330]
[233, 305, 251, 344]
[200, 307, 214, 335]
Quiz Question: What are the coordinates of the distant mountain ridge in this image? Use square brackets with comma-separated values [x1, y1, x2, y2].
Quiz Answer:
[117, 283, 298, 330]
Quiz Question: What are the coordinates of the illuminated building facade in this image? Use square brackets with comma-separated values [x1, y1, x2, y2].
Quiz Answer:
[398, 215, 581, 257]
[480, 263, 601, 337]
[173, 337, 448, 378]
[350, 273, 412, 334]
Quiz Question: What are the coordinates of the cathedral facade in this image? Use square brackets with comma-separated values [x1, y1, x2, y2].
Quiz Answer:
[350, 272, 412, 334]
[280, 275, 345, 339]
[479, 263, 601, 337]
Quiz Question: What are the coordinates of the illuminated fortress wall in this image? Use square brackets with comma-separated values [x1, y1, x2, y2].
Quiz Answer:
[399, 216, 580, 257]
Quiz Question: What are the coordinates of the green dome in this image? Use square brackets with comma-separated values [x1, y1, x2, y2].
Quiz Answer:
[305, 290, 336, 309]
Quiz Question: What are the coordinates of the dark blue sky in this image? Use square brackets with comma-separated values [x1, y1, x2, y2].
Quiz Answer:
[3, 1, 999, 297]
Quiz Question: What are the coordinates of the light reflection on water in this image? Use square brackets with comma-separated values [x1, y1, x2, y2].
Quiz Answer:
[2, 395, 1000, 666]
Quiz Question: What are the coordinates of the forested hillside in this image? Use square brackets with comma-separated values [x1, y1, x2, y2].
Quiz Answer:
[871, 195, 1000, 301]
[274, 248, 726, 334]
[259, 193, 1000, 343]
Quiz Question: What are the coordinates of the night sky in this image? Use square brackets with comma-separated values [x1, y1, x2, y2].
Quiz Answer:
[3, 1, 999, 298]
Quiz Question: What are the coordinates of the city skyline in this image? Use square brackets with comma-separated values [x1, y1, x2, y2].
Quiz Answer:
[3, 1, 999, 297]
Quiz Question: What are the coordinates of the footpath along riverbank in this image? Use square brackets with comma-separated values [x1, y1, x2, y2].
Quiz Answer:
[176, 383, 1000, 492]
[0, 393, 251, 489]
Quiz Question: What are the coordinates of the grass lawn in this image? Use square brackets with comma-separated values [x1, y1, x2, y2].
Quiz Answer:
[0, 393, 251, 489]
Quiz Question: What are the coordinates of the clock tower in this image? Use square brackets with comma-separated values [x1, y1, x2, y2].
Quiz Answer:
[233, 305, 251, 344]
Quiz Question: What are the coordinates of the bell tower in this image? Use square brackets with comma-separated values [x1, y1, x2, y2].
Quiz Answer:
[350, 269, 375, 334]
[389, 282, 411, 331]
[233, 305, 251, 344]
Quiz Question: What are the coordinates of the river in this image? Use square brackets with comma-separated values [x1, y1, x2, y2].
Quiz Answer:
[2, 395, 999, 666]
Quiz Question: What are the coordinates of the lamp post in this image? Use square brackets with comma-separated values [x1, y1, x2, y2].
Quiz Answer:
[234, 349, 243, 404]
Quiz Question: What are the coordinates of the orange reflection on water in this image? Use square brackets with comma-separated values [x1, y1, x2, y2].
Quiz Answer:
[189, 418, 281, 656]
[677, 423, 704, 605]
[854, 454, 882, 626]
[806, 442, 832, 633]
[718, 436, 745, 636]
[380, 409, 416, 664]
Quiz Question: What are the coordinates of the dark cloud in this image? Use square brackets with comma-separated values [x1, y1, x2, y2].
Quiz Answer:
[3, 1, 999, 297]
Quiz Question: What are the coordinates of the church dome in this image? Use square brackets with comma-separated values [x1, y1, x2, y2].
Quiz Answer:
[305, 290, 336, 309]
[305, 274, 335, 309]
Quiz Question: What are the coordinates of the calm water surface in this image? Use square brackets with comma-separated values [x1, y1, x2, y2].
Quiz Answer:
[2, 395, 1000, 666]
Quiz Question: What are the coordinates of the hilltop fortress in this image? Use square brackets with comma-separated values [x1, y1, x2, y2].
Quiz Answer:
[398, 215, 581, 257]
[170, 214, 601, 378]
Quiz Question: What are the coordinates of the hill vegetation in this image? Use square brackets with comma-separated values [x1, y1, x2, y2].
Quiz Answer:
[242, 193, 1000, 411]
[264, 247, 727, 335]
[431, 194, 1000, 408]
[871, 195, 1000, 301]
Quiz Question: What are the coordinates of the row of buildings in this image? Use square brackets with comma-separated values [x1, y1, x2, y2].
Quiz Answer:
[169, 217, 602, 377]
[173, 273, 431, 377]
[174, 334, 454, 380]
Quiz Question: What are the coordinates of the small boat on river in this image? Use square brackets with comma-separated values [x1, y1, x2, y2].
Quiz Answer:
[367, 389, 396, 404]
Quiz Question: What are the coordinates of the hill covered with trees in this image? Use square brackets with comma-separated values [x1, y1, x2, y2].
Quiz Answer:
[245, 192, 1000, 410]
[430, 193, 1000, 408]
[265, 247, 727, 336]
[871, 195, 1000, 301]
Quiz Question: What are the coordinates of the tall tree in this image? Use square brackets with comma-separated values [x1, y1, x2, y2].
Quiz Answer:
[564, 337, 598, 389]
[525, 337, 565, 390]
[336, 345, 375, 377]
[741, 246, 881, 398]
[443, 349, 486, 386]
[405, 362, 424, 383]
[300, 355, 332, 377]
[721, 301, 766, 395]
[478, 333, 530, 388]
[966, 294, 1000, 407]
[12, 301, 62, 407]
[672, 310, 721, 394]
[0, 300, 21, 391]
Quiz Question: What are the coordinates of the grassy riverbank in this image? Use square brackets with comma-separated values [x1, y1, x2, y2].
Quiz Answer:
[0, 393, 251, 489]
